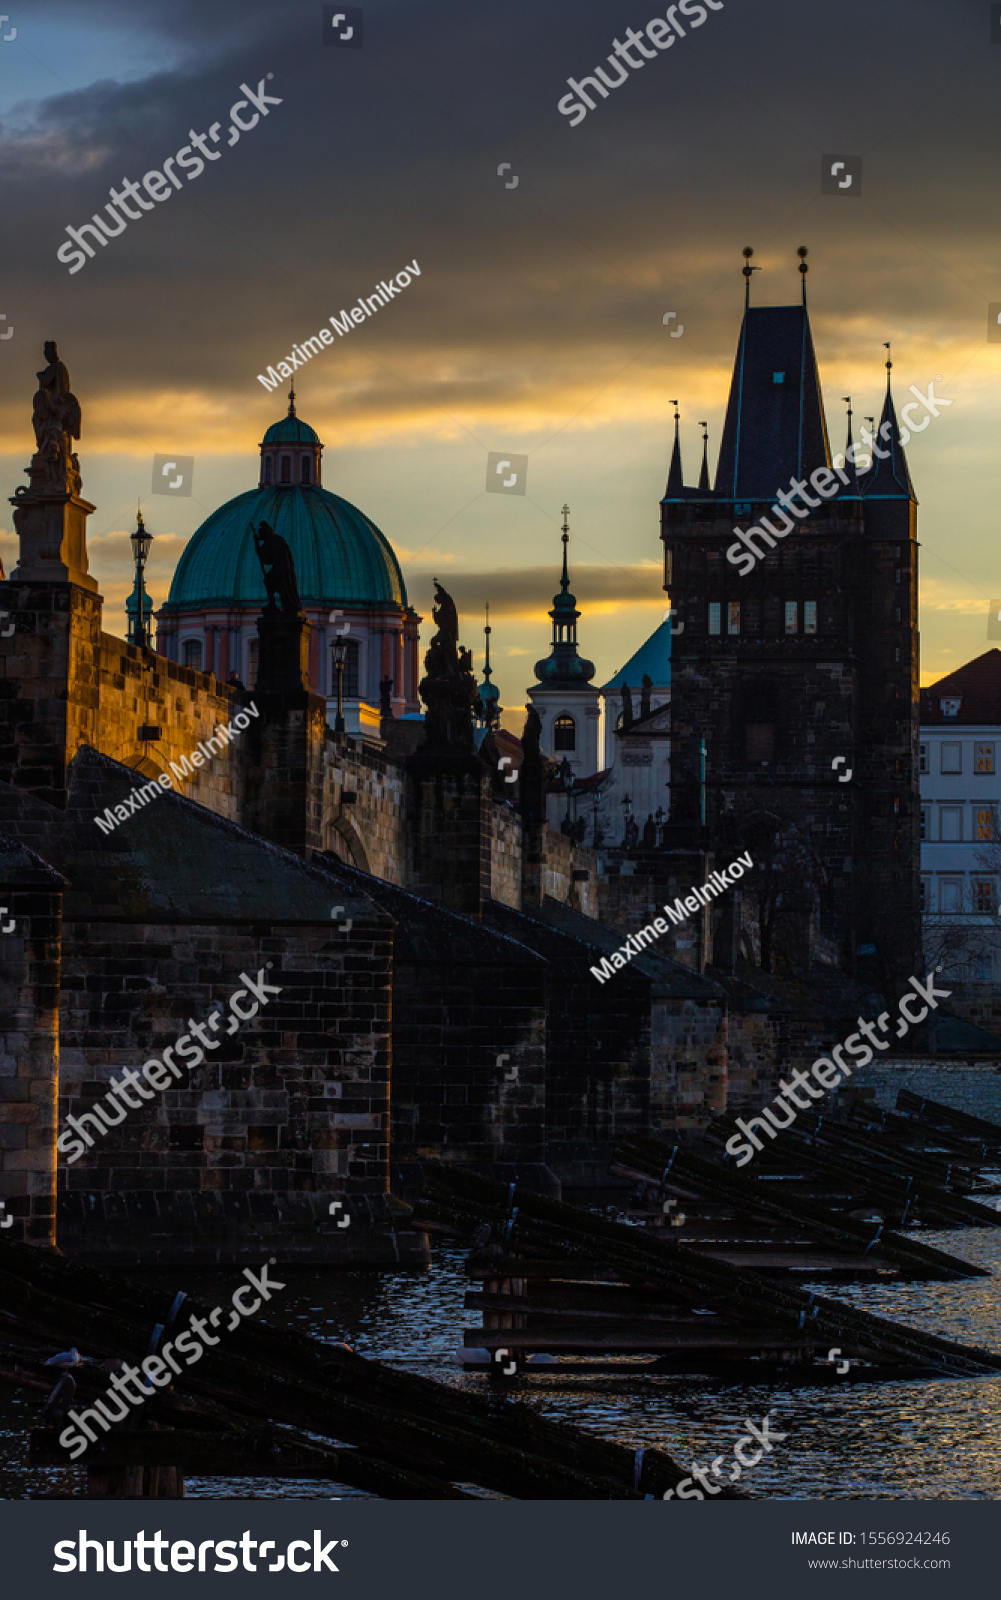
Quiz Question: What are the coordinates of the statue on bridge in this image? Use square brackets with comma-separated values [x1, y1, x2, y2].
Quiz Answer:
[253, 521, 304, 614]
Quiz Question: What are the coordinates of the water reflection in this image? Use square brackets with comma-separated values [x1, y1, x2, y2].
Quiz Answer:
[3, 1232, 999, 1499]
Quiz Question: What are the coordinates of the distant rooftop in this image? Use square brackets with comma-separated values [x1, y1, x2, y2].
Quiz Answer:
[920, 649, 1001, 726]
[601, 617, 672, 693]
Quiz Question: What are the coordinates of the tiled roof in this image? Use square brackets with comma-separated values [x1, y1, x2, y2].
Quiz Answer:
[601, 617, 673, 692]
[920, 649, 1001, 726]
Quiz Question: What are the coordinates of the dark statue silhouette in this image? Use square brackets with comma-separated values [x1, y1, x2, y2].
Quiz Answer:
[253, 521, 303, 614]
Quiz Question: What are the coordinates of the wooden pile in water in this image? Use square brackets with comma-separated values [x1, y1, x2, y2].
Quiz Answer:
[705, 1091, 1001, 1231]
[610, 1134, 990, 1281]
[412, 1163, 1001, 1381]
[0, 1234, 703, 1501]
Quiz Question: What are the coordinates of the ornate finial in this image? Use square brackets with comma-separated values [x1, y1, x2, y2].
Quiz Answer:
[560, 504, 571, 592]
[483, 601, 492, 680]
[798, 245, 808, 305]
[883, 341, 892, 391]
[670, 400, 680, 440]
[742, 246, 759, 309]
[287, 384, 296, 418]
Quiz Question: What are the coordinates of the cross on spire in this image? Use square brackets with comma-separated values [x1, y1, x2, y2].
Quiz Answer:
[560, 503, 571, 592]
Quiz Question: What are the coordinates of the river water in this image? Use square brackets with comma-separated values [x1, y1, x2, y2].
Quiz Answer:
[4, 1228, 1000, 1500]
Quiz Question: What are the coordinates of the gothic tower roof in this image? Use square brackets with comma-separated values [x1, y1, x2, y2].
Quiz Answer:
[714, 304, 832, 500]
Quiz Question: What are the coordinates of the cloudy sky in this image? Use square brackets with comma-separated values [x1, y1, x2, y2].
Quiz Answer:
[1, 0, 998, 728]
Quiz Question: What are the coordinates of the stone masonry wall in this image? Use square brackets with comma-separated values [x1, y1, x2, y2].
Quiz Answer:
[489, 801, 522, 909]
[56, 912, 397, 1264]
[0, 842, 65, 1245]
[322, 733, 407, 883]
[95, 633, 246, 817]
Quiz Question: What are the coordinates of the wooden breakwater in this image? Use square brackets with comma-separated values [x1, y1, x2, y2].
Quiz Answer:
[411, 1163, 1001, 1381]
[0, 1233, 716, 1500]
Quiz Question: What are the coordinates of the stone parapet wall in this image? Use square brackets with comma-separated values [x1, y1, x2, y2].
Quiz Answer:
[95, 634, 244, 816]
[323, 733, 407, 882]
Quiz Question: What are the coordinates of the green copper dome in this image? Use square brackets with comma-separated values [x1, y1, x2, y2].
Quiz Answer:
[262, 415, 320, 445]
[161, 484, 408, 613]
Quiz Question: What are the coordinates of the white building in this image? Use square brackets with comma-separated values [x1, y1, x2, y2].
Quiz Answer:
[919, 649, 1001, 979]
[599, 618, 673, 846]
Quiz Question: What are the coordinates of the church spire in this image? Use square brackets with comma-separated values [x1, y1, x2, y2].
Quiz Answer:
[531, 505, 595, 686]
[840, 395, 858, 488]
[287, 384, 296, 418]
[798, 245, 808, 306]
[477, 601, 501, 729]
[862, 344, 915, 501]
[665, 401, 684, 495]
[698, 421, 710, 491]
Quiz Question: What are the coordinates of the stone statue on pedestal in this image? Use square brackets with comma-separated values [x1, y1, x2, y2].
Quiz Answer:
[253, 521, 303, 614]
[9, 342, 97, 590]
[418, 581, 480, 749]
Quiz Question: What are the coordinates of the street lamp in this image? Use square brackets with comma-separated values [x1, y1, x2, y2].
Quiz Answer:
[129, 507, 154, 649]
[331, 635, 347, 733]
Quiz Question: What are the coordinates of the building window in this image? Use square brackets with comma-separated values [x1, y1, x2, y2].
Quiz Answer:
[553, 713, 576, 751]
[331, 638, 360, 699]
[183, 639, 202, 670]
[784, 601, 797, 635]
[975, 743, 994, 774]
[941, 742, 962, 774]
[301, 456, 311, 484]
[940, 807, 963, 842]
[940, 697, 960, 717]
[895, 568, 901, 584]
[727, 601, 740, 635]
[975, 952, 995, 981]
[745, 723, 775, 763]
[919, 743, 928, 773]
[772, 372, 785, 384]
[804, 600, 817, 635]
[708, 602, 721, 635]
[895, 607, 901, 623]
[263, 456, 273, 484]
[974, 879, 996, 914]
[977, 809, 995, 841]
[664, 547, 673, 586]
[920, 806, 930, 840]
[939, 879, 962, 913]
[281, 456, 291, 483]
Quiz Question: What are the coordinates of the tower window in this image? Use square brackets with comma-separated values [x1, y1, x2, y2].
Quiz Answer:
[784, 601, 797, 635]
[263, 456, 273, 484]
[708, 602, 721, 635]
[332, 638, 360, 699]
[727, 601, 740, 635]
[664, 547, 673, 586]
[553, 714, 576, 751]
[281, 456, 291, 483]
[772, 372, 785, 384]
[183, 639, 203, 670]
[300, 456, 311, 484]
[803, 600, 817, 634]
